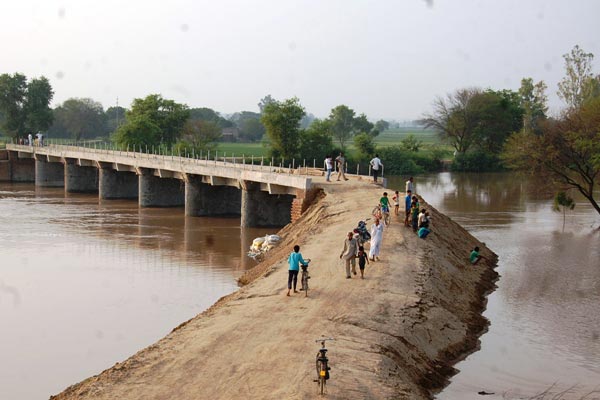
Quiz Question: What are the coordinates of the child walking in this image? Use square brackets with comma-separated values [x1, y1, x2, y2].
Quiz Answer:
[356, 245, 369, 279]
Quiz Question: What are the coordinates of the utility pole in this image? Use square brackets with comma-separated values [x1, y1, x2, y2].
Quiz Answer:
[116, 97, 119, 128]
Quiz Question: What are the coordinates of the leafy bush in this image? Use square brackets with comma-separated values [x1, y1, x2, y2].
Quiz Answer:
[451, 151, 504, 172]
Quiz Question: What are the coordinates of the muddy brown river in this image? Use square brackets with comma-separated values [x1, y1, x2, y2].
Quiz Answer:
[1, 173, 599, 399]
[0, 183, 271, 400]
[388, 173, 600, 399]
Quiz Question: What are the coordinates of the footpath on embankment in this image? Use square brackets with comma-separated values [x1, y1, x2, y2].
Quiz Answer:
[51, 176, 498, 400]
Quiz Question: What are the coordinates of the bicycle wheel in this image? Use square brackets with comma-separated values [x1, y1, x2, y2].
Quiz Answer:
[316, 360, 325, 395]
[302, 273, 309, 297]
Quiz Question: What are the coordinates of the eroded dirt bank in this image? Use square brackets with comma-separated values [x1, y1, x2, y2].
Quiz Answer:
[51, 177, 497, 400]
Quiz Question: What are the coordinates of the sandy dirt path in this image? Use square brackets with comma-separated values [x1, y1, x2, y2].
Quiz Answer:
[52, 176, 497, 400]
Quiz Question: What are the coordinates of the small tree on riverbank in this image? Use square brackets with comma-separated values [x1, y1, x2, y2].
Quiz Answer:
[553, 191, 575, 232]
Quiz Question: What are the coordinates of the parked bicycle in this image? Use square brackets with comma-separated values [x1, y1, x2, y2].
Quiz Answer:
[314, 337, 334, 395]
[299, 259, 311, 297]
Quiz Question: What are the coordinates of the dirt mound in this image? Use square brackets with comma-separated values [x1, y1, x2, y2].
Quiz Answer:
[51, 178, 497, 400]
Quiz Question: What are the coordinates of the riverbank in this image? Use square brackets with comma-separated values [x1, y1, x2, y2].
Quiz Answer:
[51, 177, 497, 399]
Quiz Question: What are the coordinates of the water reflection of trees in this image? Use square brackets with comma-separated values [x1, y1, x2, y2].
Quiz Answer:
[407, 173, 556, 227]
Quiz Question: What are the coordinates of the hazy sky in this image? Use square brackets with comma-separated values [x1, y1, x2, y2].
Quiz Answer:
[2, 0, 599, 120]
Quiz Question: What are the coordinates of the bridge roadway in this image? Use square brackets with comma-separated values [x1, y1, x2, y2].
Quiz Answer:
[3, 144, 315, 227]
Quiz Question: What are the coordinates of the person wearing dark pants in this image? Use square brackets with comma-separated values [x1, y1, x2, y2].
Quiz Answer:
[287, 245, 310, 296]
[370, 154, 383, 183]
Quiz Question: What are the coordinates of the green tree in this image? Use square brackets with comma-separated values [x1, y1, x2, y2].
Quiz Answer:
[422, 88, 523, 157]
[353, 113, 374, 136]
[261, 97, 305, 160]
[503, 97, 600, 216]
[112, 115, 161, 149]
[353, 132, 376, 161]
[0, 73, 54, 137]
[328, 104, 355, 149]
[400, 134, 422, 152]
[553, 191, 576, 232]
[519, 78, 548, 134]
[175, 119, 221, 153]
[374, 119, 390, 132]
[420, 88, 481, 154]
[0, 73, 27, 136]
[238, 117, 265, 142]
[298, 119, 334, 161]
[189, 107, 232, 128]
[474, 89, 523, 155]
[51, 98, 106, 140]
[25, 76, 54, 133]
[123, 94, 189, 146]
[105, 106, 127, 134]
[557, 45, 598, 110]
[258, 95, 276, 114]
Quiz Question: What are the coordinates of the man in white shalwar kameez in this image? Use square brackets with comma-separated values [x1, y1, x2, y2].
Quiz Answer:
[369, 218, 384, 261]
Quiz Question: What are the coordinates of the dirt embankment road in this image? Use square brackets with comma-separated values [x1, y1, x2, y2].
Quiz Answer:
[52, 176, 497, 400]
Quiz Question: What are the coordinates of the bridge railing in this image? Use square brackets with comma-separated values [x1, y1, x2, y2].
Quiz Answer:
[7, 139, 383, 179]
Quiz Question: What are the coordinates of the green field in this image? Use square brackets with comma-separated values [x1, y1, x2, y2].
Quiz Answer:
[214, 128, 449, 158]
[374, 127, 443, 146]
[216, 142, 270, 157]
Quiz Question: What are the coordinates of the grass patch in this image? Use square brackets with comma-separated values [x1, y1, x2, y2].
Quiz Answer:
[216, 142, 269, 157]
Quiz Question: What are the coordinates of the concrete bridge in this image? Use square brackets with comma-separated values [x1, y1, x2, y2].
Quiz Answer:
[1, 144, 316, 227]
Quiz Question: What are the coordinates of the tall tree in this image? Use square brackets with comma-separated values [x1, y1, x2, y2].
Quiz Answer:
[25, 76, 54, 133]
[420, 88, 482, 154]
[105, 106, 127, 134]
[298, 119, 333, 161]
[120, 94, 189, 146]
[0, 73, 53, 137]
[261, 97, 305, 160]
[189, 107, 232, 128]
[258, 95, 276, 114]
[374, 119, 390, 133]
[557, 45, 597, 110]
[112, 115, 161, 149]
[503, 96, 600, 216]
[353, 113, 375, 136]
[519, 78, 548, 134]
[177, 119, 221, 152]
[353, 132, 376, 161]
[328, 105, 356, 149]
[51, 98, 106, 140]
[0, 73, 27, 136]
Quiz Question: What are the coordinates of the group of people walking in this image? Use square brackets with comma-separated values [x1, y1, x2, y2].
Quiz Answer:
[402, 178, 431, 238]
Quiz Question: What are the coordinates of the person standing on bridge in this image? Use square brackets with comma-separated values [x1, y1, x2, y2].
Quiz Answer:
[324, 155, 333, 182]
[287, 245, 309, 296]
[335, 152, 348, 181]
[369, 154, 383, 183]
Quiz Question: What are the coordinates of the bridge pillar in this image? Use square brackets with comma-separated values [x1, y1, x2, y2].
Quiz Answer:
[2, 151, 35, 182]
[139, 168, 184, 207]
[241, 182, 294, 227]
[65, 159, 98, 193]
[185, 175, 241, 216]
[35, 157, 64, 187]
[99, 167, 138, 199]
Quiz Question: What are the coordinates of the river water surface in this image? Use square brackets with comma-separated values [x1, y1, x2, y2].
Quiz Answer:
[389, 173, 600, 399]
[0, 183, 270, 400]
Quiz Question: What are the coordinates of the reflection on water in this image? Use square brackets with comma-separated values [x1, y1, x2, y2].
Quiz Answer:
[388, 173, 600, 399]
[0, 183, 271, 400]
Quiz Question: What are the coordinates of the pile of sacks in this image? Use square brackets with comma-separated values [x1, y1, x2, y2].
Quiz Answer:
[248, 234, 281, 260]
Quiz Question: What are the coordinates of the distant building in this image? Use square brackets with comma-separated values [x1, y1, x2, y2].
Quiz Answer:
[221, 127, 240, 142]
